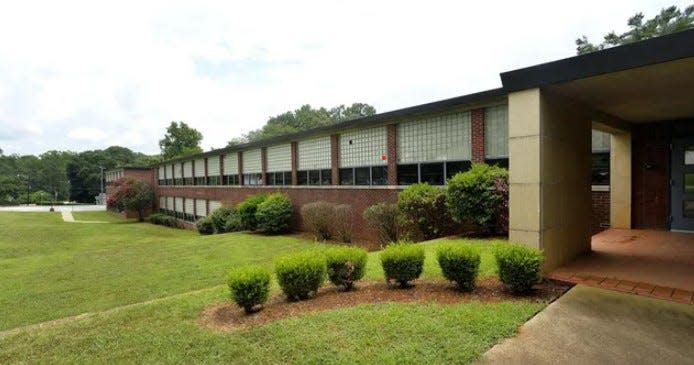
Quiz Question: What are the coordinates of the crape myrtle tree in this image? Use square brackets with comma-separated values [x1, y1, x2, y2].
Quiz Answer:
[576, 5, 694, 54]
[106, 178, 154, 221]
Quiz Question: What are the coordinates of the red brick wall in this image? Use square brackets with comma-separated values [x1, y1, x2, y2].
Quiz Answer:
[591, 190, 610, 235]
[157, 186, 400, 241]
[471, 108, 485, 163]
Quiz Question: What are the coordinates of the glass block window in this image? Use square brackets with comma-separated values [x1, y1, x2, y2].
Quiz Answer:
[398, 111, 471, 163]
[173, 164, 181, 179]
[183, 161, 193, 178]
[223, 153, 238, 174]
[194, 158, 205, 177]
[209, 200, 222, 213]
[195, 199, 207, 218]
[485, 105, 508, 158]
[174, 197, 183, 213]
[184, 198, 194, 214]
[298, 136, 331, 170]
[340, 127, 387, 168]
[242, 149, 262, 174]
[158, 166, 165, 180]
[592, 130, 611, 152]
[266, 144, 292, 172]
[159, 196, 165, 209]
[166, 196, 174, 211]
[207, 156, 220, 176]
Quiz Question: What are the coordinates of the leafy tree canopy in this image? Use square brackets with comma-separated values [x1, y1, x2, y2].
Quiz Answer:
[576, 5, 694, 54]
[227, 103, 376, 146]
[159, 121, 203, 159]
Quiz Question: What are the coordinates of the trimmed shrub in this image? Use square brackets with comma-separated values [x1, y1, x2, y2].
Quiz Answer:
[256, 193, 293, 234]
[236, 194, 268, 231]
[380, 242, 425, 287]
[224, 213, 243, 233]
[494, 176, 509, 234]
[333, 204, 354, 243]
[301, 201, 336, 240]
[210, 207, 236, 233]
[196, 216, 215, 235]
[149, 213, 179, 228]
[398, 183, 453, 240]
[274, 251, 327, 300]
[436, 243, 481, 291]
[446, 163, 509, 233]
[227, 265, 271, 313]
[494, 243, 544, 294]
[363, 202, 400, 244]
[325, 246, 368, 290]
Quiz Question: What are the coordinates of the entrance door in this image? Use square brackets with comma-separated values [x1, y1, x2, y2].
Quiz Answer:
[671, 137, 694, 231]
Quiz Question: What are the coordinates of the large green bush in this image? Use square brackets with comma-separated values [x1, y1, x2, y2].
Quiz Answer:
[446, 163, 508, 233]
[363, 202, 400, 244]
[196, 216, 215, 235]
[149, 213, 179, 228]
[301, 201, 336, 240]
[224, 213, 243, 233]
[227, 265, 271, 313]
[236, 194, 268, 231]
[398, 183, 452, 240]
[380, 242, 425, 287]
[274, 251, 326, 300]
[210, 207, 235, 233]
[436, 243, 481, 291]
[333, 204, 354, 243]
[325, 246, 368, 290]
[494, 243, 544, 294]
[255, 193, 293, 234]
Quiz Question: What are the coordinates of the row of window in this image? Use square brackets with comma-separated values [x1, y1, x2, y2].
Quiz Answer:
[159, 209, 200, 223]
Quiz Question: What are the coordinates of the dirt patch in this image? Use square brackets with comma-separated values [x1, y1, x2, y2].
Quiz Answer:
[200, 278, 572, 332]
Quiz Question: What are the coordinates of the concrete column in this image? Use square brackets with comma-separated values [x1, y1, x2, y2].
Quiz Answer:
[386, 124, 397, 185]
[331, 134, 339, 185]
[471, 108, 485, 163]
[610, 132, 632, 228]
[508, 88, 592, 271]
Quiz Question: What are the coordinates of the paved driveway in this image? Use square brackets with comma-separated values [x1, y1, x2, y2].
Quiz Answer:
[479, 285, 694, 364]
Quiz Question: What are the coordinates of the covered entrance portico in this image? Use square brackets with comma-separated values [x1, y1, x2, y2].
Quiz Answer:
[500, 30, 694, 296]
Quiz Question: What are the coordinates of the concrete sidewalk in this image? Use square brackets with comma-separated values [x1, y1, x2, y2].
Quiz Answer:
[478, 285, 694, 364]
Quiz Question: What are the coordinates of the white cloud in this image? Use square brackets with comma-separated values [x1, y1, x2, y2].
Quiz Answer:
[0, 0, 689, 155]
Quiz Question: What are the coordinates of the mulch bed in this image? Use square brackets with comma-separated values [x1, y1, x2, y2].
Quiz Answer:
[200, 278, 572, 332]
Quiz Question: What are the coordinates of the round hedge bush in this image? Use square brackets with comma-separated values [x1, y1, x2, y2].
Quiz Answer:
[227, 265, 271, 313]
[274, 251, 326, 300]
[436, 243, 481, 291]
[255, 193, 293, 234]
[325, 246, 368, 291]
[380, 242, 425, 287]
[209, 207, 235, 233]
[236, 194, 268, 231]
[196, 216, 215, 235]
[494, 243, 544, 294]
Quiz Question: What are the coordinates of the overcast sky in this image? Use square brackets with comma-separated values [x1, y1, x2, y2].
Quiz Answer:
[0, 0, 688, 156]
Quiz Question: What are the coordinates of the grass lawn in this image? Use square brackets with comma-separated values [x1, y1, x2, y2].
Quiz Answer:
[0, 211, 545, 364]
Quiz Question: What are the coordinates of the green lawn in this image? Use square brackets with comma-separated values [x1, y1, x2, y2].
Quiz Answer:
[0, 211, 545, 364]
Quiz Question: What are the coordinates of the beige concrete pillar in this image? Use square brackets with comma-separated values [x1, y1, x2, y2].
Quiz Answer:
[508, 88, 592, 271]
[610, 132, 632, 228]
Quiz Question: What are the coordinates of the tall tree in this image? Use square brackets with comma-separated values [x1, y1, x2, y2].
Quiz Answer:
[159, 121, 203, 159]
[576, 5, 694, 54]
[227, 102, 376, 146]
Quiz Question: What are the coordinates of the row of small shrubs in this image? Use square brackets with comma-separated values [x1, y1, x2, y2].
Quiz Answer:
[149, 213, 181, 228]
[301, 202, 353, 242]
[364, 163, 509, 244]
[227, 246, 368, 312]
[226, 242, 543, 313]
[197, 193, 293, 235]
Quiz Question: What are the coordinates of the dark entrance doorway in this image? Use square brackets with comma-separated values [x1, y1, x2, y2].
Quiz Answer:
[671, 137, 694, 231]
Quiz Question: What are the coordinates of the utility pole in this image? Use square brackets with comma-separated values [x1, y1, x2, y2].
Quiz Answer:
[100, 166, 105, 194]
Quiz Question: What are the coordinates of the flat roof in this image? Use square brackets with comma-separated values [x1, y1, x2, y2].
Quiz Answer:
[500, 28, 694, 92]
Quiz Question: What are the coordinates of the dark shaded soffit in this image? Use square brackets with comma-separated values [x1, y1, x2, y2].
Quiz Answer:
[500, 28, 694, 92]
